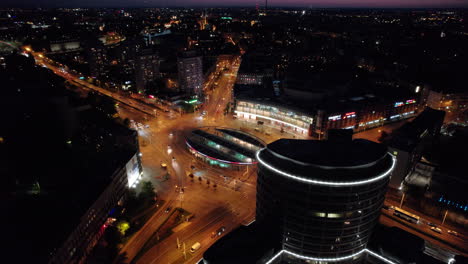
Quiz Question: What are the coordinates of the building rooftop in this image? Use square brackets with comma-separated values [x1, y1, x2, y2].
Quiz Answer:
[268, 138, 387, 167]
[389, 107, 445, 152]
[258, 139, 394, 183]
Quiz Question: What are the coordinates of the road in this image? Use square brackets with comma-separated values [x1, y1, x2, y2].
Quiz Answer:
[381, 191, 467, 256]
[25, 47, 466, 263]
[30, 50, 163, 117]
[108, 54, 258, 264]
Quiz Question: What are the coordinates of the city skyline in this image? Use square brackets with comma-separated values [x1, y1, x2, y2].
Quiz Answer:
[3, 5, 466, 264]
[1, 0, 468, 8]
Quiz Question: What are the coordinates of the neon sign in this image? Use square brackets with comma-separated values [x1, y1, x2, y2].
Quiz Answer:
[343, 112, 356, 119]
[394, 102, 404, 107]
[406, 99, 416, 104]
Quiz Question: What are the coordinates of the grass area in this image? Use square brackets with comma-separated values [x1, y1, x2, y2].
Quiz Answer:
[132, 208, 192, 263]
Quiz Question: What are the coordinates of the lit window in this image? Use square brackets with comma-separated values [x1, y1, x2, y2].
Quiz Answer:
[312, 212, 326, 217]
[327, 213, 343, 218]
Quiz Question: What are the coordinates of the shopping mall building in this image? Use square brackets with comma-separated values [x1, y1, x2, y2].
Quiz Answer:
[234, 97, 419, 138]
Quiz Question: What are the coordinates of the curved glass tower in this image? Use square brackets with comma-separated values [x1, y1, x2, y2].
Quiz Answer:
[256, 139, 395, 264]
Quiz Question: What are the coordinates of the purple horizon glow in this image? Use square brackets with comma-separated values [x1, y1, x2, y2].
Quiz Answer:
[2, 0, 467, 8]
[179, 0, 468, 8]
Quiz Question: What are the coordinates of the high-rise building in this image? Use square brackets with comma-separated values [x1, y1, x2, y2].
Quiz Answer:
[255, 138, 395, 263]
[177, 50, 203, 96]
[135, 48, 159, 91]
[85, 41, 108, 78]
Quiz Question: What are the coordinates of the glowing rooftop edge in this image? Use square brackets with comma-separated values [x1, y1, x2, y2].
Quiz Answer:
[186, 140, 257, 165]
[256, 150, 396, 186]
[265, 249, 397, 264]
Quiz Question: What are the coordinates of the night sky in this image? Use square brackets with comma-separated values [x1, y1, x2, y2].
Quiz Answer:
[2, 0, 467, 8]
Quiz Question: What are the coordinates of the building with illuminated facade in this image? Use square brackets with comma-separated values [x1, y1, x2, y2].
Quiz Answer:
[85, 41, 109, 79]
[186, 127, 265, 170]
[234, 99, 314, 136]
[313, 97, 419, 138]
[177, 50, 204, 96]
[233, 96, 418, 138]
[135, 48, 159, 91]
[256, 138, 395, 264]
[202, 138, 397, 264]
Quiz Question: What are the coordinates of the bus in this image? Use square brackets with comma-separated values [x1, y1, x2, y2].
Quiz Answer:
[393, 208, 420, 224]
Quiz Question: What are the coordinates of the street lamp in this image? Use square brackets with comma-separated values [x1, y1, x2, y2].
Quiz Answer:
[441, 209, 449, 226]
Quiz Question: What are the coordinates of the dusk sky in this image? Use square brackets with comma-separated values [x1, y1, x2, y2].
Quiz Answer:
[2, 0, 468, 8]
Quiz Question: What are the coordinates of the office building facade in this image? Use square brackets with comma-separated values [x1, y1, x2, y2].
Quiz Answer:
[135, 48, 159, 91]
[256, 139, 395, 263]
[177, 51, 204, 96]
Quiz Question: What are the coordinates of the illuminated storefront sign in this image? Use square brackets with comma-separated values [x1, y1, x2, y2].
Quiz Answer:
[343, 112, 356, 119]
[394, 102, 404, 107]
[328, 115, 341, 121]
[406, 99, 416, 104]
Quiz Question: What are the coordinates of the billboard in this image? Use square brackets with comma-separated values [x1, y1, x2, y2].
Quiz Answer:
[126, 154, 140, 187]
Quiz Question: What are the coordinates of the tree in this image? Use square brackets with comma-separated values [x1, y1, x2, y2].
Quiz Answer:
[100, 96, 118, 117]
[139, 181, 156, 201]
[116, 221, 130, 236]
[198, 176, 202, 183]
[213, 183, 217, 189]
[189, 173, 194, 182]
[206, 179, 210, 185]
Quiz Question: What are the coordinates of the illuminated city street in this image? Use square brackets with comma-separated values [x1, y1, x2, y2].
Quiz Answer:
[5, 6, 467, 264]
[23, 48, 467, 263]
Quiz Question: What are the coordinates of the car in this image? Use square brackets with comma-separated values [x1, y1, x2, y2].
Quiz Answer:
[430, 227, 442, 234]
[427, 222, 437, 227]
[447, 230, 459, 236]
[161, 163, 167, 169]
[216, 226, 226, 236]
[190, 242, 201, 253]
[165, 207, 172, 213]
